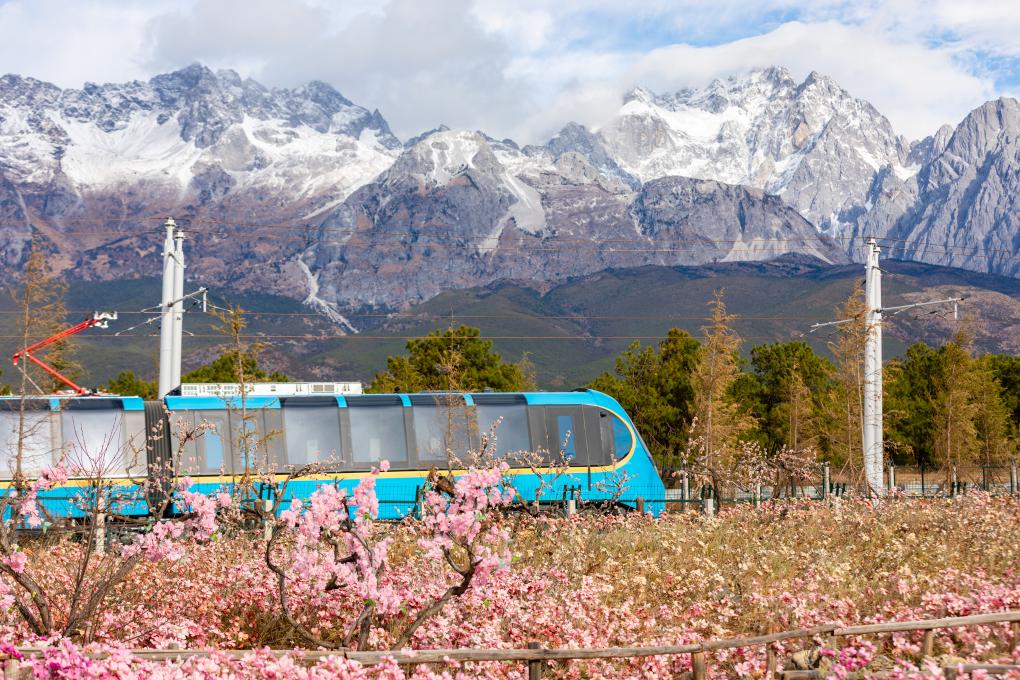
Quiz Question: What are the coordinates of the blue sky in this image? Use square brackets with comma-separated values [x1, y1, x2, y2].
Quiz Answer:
[0, 0, 1014, 142]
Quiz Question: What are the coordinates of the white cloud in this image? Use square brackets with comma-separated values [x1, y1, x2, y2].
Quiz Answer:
[0, 0, 1012, 143]
[0, 0, 169, 86]
[145, 0, 532, 138]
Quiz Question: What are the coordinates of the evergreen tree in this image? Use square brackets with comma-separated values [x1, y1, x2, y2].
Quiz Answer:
[820, 282, 867, 470]
[691, 291, 751, 485]
[885, 342, 941, 466]
[590, 328, 700, 467]
[368, 326, 532, 393]
[104, 371, 157, 399]
[733, 341, 833, 453]
[985, 354, 1020, 434]
[183, 350, 289, 384]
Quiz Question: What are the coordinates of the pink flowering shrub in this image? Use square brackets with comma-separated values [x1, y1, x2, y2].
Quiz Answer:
[268, 460, 515, 651]
[0, 463, 225, 640]
[0, 491, 1015, 676]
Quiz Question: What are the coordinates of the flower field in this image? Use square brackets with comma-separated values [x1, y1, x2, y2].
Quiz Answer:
[3, 493, 1020, 678]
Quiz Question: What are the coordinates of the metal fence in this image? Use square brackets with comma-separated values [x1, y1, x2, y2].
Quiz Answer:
[641, 462, 1020, 514]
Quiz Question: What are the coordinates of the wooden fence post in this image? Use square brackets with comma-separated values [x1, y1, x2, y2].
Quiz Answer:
[921, 629, 935, 657]
[635, 497, 645, 515]
[691, 651, 707, 679]
[527, 641, 543, 680]
[766, 644, 777, 678]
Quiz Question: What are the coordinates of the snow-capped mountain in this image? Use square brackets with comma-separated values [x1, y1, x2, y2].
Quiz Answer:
[303, 128, 843, 311]
[0, 64, 406, 298]
[595, 67, 914, 236]
[0, 64, 399, 198]
[0, 63, 1017, 321]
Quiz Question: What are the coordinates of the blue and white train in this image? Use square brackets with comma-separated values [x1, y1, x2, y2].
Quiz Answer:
[0, 387, 665, 518]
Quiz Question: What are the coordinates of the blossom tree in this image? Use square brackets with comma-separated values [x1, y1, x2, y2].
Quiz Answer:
[0, 412, 226, 640]
[266, 458, 514, 650]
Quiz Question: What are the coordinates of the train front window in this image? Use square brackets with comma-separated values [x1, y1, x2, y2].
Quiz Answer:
[475, 404, 529, 457]
[0, 412, 53, 476]
[412, 404, 473, 463]
[611, 417, 632, 460]
[348, 405, 407, 466]
[61, 411, 124, 474]
[283, 406, 342, 467]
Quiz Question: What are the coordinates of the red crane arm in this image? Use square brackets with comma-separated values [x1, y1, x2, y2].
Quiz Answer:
[11, 312, 117, 396]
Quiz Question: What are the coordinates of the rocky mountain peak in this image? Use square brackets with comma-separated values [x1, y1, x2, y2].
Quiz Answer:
[544, 122, 638, 188]
[596, 66, 910, 237]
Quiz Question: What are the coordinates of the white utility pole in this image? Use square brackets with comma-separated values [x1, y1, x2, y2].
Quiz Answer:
[863, 239, 883, 496]
[811, 238, 962, 497]
[157, 218, 177, 399]
[170, 226, 186, 391]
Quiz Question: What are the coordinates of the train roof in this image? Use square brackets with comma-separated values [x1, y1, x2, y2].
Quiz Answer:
[163, 389, 623, 411]
[0, 395, 144, 410]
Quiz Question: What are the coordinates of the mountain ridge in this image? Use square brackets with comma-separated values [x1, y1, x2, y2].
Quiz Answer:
[0, 63, 1017, 328]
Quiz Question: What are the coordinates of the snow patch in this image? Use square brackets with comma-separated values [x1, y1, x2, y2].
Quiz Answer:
[60, 114, 202, 189]
[893, 163, 921, 180]
[297, 259, 358, 333]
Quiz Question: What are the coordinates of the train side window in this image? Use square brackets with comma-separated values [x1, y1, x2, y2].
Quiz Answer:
[412, 403, 474, 464]
[61, 410, 124, 474]
[194, 410, 230, 475]
[348, 405, 408, 467]
[0, 411, 53, 477]
[230, 413, 264, 475]
[475, 404, 530, 457]
[283, 406, 343, 467]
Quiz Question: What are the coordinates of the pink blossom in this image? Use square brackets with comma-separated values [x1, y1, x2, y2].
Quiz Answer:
[1, 552, 26, 574]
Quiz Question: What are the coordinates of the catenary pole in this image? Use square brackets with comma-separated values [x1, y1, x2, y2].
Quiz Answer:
[863, 238, 884, 496]
[170, 224, 186, 392]
[157, 218, 177, 399]
[811, 239, 961, 496]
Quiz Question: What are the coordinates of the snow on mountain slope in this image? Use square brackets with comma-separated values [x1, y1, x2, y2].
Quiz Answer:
[595, 67, 911, 236]
[0, 65, 401, 211]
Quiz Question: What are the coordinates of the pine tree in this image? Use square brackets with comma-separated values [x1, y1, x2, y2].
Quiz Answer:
[692, 291, 750, 488]
[368, 325, 529, 393]
[821, 281, 867, 473]
[932, 331, 978, 471]
[971, 356, 1013, 468]
[590, 328, 700, 468]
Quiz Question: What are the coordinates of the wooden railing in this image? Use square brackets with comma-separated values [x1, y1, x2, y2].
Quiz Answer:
[4, 610, 1019, 678]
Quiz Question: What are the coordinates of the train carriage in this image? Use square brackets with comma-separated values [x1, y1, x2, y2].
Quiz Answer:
[1, 389, 665, 519]
[0, 396, 148, 518]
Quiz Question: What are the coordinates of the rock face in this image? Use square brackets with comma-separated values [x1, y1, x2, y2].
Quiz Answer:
[877, 99, 1020, 276]
[0, 63, 1018, 323]
[0, 64, 400, 285]
[304, 130, 843, 311]
[595, 68, 914, 235]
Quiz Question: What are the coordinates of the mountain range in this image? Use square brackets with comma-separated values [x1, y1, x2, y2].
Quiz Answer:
[0, 63, 1018, 336]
